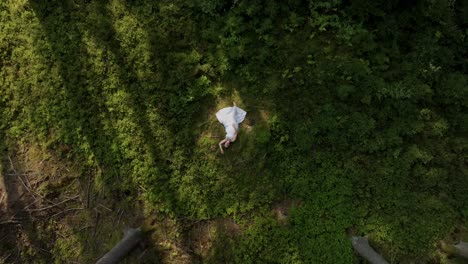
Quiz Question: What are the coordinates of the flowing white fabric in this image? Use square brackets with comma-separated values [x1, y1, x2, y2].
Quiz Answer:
[216, 106, 247, 140]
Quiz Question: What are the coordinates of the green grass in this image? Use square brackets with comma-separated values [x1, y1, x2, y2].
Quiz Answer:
[1, 0, 467, 263]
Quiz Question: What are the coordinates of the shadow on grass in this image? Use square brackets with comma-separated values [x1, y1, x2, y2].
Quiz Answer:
[23, 0, 169, 262]
[18, 0, 307, 262]
[0, 159, 40, 261]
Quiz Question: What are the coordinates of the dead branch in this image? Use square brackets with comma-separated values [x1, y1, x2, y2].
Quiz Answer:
[5, 173, 39, 176]
[16, 174, 34, 195]
[23, 199, 41, 210]
[0, 234, 8, 243]
[0, 216, 37, 224]
[26, 195, 79, 212]
[0, 219, 20, 225]
[49, 207, 84, 219]
[64, 178, 78, 191]
[37, 246, 52, 255]
[7, 155, 17, 174]
[15, 174, 56, 207]
[77, 224, 93, 231]
[138, 248, 148, 260]
[98, 204, 112, 212]
[86, 172, 92, 209]
[139, 184, 148, 192]
[0, 253, 12, 263]
[117, 209, 124, 225]
[93, 209, 100, 238]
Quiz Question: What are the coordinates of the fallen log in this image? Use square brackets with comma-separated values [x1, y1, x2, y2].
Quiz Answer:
[454, 241, 468, 259]
[351, 236, 389, 264]
[96, 227, 143, 264]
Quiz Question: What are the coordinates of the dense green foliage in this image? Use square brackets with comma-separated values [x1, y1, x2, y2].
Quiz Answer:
[1, 0, 467, 262]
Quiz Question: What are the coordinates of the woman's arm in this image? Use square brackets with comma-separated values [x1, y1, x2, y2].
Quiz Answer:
[218, 139, 227, 154]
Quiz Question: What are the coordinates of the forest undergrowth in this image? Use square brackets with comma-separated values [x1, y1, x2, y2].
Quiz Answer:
[0, 0, 467, 263]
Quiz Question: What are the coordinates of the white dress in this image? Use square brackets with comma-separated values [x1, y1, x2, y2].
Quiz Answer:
[216, 106, 247, 140]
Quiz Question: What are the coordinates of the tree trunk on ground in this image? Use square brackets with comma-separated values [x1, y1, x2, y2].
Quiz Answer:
[96, 227, 143, 264]
[454, 242, 468, 259]
[351, 236, 389, 264]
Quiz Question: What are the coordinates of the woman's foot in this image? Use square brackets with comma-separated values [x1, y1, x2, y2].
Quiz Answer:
[233, 102, 237, 107]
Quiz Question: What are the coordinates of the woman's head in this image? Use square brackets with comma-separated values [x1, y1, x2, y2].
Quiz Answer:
[224, 140, 231, 148]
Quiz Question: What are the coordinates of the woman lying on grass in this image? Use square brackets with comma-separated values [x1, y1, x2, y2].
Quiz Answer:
[216, 102, 247, 154]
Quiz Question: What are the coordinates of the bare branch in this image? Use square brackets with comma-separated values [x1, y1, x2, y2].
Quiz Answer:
[7, 156, 17, 174]
[26, 195, 79, 212]
[49, 207, 84, 219]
